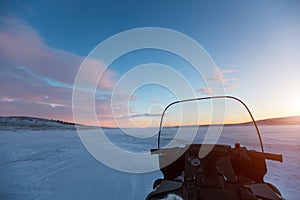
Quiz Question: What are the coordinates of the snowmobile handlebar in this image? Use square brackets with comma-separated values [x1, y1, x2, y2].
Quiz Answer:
[247, 150, 283, 162]
[231, 143, 282, 162]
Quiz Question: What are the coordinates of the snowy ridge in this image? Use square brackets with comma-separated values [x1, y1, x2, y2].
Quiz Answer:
[0, 116, 91, 130]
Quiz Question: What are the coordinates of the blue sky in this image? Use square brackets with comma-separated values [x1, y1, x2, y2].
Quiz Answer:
[0, 0, 299, 127]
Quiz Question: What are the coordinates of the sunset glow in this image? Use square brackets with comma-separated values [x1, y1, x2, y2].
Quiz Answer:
[0, 1, 299, 128]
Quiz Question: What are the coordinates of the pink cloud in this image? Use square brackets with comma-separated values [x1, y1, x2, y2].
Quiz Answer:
[195, 88, 214, 95]
[224, 84, 238, 89]
[0, 67, 75, 122]
[205, 67, 238, 90]
[207, 67, 236, 83]
[0, 68, 71, 105]
[1, 16, 164, 127]
[0, 16, 118, 124]
[212, 67, 236, 75]
[206, 76, 227, 83]
[0, 16, 115, 91]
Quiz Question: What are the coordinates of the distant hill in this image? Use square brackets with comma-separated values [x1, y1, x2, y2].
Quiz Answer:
[241, 115, 300, 126]
[254, 116, 300, 125]
[0, 116, 93, 131]
[0, 115, 299, 131]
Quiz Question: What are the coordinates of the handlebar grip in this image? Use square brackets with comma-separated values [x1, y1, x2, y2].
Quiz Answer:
[248, 151, 283, 162]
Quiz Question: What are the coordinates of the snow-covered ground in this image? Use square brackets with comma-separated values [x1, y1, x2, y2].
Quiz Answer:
[0, 124, 299, 200]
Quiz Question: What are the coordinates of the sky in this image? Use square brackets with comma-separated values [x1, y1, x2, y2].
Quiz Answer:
[0, 0, 300, 127]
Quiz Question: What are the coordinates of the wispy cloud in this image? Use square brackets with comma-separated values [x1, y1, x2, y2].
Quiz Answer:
[195, 88, 213, 95]
[212, 67, 236, 75]
[196, 67, 238, 94]
[224, 83, 238, 89]
[208, 67, 237, 84]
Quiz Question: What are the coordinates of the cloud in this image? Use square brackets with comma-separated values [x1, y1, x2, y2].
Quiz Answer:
[195, 88, 213, 95]
[206, 67, 236, 83]
[224, 83, 238, 89]
[212, 67, 236, 75]
[3, 16, 241, 127]
[195, 67, 238, 94]
[0, 16, 117, 123]
[205, 67, 238, 89]
[0, 16, 115, 91]
[0, 67, 72, 106]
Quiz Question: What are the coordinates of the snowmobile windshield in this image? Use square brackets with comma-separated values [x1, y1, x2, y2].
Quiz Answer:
[157, 96, 264, 152]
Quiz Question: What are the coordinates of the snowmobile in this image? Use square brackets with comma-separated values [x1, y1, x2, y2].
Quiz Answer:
[146, 96, 284, 200]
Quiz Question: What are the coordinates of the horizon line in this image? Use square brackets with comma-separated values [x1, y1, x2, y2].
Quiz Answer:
[1, 115, 300, 129]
